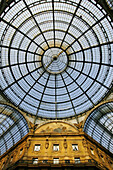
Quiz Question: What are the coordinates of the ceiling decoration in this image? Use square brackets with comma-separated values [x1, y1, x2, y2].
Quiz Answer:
[0, 0, 113, 119]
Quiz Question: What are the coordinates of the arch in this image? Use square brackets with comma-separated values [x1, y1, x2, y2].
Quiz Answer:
[35, 120, 79, 133]
[84, 102, 113, 154]
[0, 104, 29, 156]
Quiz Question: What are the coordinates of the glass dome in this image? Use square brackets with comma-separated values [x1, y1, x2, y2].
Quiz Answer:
[84, 102, 113, 154]
[0, 104, 29, 156]
[0, 0, 113, 119]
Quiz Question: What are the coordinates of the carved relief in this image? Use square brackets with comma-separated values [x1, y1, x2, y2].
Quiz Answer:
[29, 122, 38, 132]
[45, 139, 49, 149]
[63, 139, 67, 149]
[26, 139, 31, 148]
[41, 125, 74, 133]
[35, 121, 79, 133]
[74, 121, 83, 131]
[1, 155, 8, 169]
[82, 138, 88, 148]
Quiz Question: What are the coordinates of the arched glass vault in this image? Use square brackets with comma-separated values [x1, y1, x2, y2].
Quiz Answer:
[0, 0, 113, 119]
[84, 102, 113, 154]
[106, 0, 113, 9]
[0, 104, 29, 156]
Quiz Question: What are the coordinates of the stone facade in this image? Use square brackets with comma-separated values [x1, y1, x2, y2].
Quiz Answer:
[0, 121, 113, 170]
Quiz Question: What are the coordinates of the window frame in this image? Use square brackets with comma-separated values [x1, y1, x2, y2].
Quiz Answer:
[32, 158, 38, 164]
[34, 144, 41, 151]
[53, 144, 59, 151]
[75, 158, 80, 164]
[53, 158, 59, 164]
[72, 144, 78, 151]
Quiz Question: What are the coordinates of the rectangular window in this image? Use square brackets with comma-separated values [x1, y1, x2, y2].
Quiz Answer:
[43, 160, 48, 164]
[53, 144, 59, 151]
[65, 160, 70, 164]
[72, 144, 78, 151]
[75, 158, 80, 164]
[10, 156, 13, 162]
[90, 148, 94, 155]
[53, 158, 59, 164]
[20, 148, 23, 155]
[2, 162, 5, 169]
[33, 158, 38, 164]
[34, 144, 40, 151]
[101, 155, 104, 162]
[110, 162, 113, 168]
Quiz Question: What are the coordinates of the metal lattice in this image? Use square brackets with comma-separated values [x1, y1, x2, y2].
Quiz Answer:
[0, 104, 29, 156]
[84, 102, 113, 154]
[106, 0, 113, 9]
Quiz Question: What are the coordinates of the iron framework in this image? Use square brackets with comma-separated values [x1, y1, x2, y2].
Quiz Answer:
[84, 102, 113, 154]
[0, 104, 29, 156]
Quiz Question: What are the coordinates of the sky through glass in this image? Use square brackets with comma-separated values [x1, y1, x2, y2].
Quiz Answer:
[84, 102, 113, 154]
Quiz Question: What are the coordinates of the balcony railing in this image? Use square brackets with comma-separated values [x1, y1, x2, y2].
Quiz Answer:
[15, 159, 96, 165]
[6, 159, 107, 169]
[5, 159, 108, 170]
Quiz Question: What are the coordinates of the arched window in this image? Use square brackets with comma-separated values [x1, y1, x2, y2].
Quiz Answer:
[0, 104, 29, 156]
[84, 102, 113, 154]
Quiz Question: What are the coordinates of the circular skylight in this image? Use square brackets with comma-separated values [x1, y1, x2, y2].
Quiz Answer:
[42, 48, 68, 74]
[0, 0, 113, 119]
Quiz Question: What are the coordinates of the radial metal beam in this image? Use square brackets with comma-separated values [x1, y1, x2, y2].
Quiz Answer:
[68, 41, 113, 56]
[0, 17, 44, 51]
[55, 74, 57, 118]
[34, 73, 51, 124]
[60, 0, 82, 48]
[18, 70, 46, 106]
[68, 65, 110, 90]
[0, 60, 42, 69]
[60, 73, 79, 123]
[0, 45, 43, 56]
[52, 0, 55, 46]
[65, 70, 95, 106]
[23, 0, 49, 48]
[2, 66, 43, 91]
[64, 14, 108, 52]
[69, 60, 113, 67]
